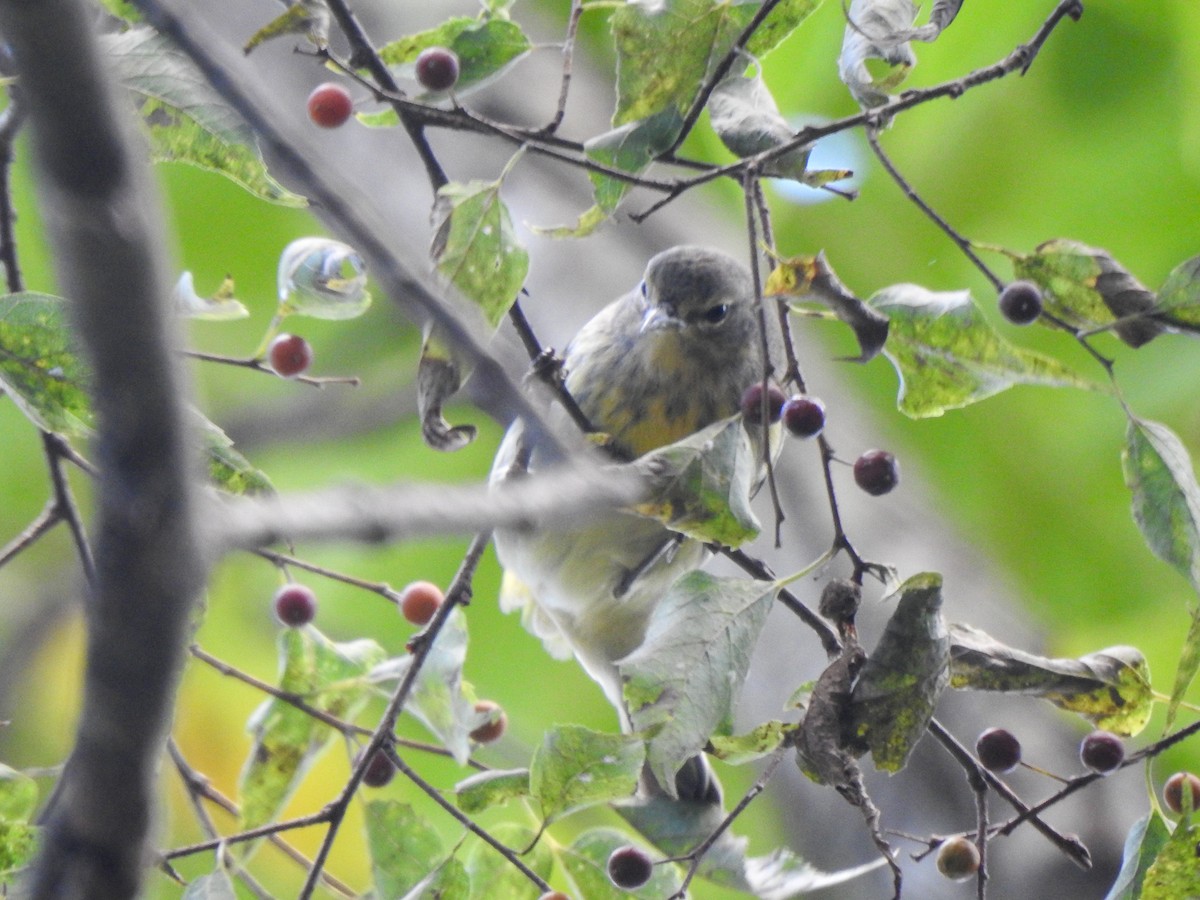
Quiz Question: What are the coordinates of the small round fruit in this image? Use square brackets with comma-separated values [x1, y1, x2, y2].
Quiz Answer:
[470, 700, 508, 744]
[782, 395, 826, 439]
[998, 280, 1043, 326]
[936, 836, 980, 882]
[306, 82, 353, 128]
[274, 583, 317, 627]
[268, 333, 314, 378]
[415, 46, 461, 92]
[538, 893, 570, 900]
[607, 845, 653, 890]
[1079, 730, 1125, 775]
[975, 727, 1021, 773]
[818, 578, 861, 624]
[853, 449, 899, 496]
[740, 382, 786, 424]
[359, 748, 396, 788]
[400, 580, 444, 626]
[1163, 771, 1200, 814]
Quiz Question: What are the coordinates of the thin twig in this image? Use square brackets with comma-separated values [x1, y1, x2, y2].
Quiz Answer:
[722, 548, 841, 657]
[542, 0, 584, 135]
[182, 349, 361, 387]
[251, 547, 405, 605]
[41, 431, 96, 585]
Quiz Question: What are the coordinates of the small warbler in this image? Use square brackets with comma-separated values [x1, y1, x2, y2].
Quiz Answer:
[491, 246, 768, 800]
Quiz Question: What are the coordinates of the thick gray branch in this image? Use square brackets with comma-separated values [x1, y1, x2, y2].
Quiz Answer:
[0, 1, 207, 897]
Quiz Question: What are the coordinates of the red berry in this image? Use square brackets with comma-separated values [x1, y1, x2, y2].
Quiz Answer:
[607, 845, 653, 890]
[415, 47, 460, 92]
[998, 281, 1043, 325]
[358, 748, 396, 788]
[975, 728, 1021, 773]
[1163, 771, 1200, 814]
[1079, 730, 1125, 774]
[268, 333, 313, 378]
[936, 836, 980, 881]
[400, 581, 444, 626]
[469, 700, 508, 744]
[538, 894, 570, 900]
[853, 449, 899, 496]
[782, 395, 826, 439]
[274, 583, 317, 627]
[740, 382, 785, 424]
[306, 82, 353, 128]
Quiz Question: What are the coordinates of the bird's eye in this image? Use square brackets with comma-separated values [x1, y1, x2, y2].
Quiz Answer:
[702, 303, 729, 324]
[639, 280, 648, 298]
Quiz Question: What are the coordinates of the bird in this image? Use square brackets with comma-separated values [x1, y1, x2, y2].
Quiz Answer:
[490, 246, 769, 803]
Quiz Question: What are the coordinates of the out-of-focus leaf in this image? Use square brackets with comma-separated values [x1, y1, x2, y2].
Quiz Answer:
[1140, 816, 1200, 900]
[363, 800, 453, 900]
[621, 571, 779, 796]
[99, 0, 141, 23]
[1154, 254, 1200, 329]
[838, 0, 918, 106]
[277, 237, 371, 320]
[559, 828, 682, 900]
[0, 819, 37, 878]
[416, 326, 477, 453]
[1013, 239, 1164, 347]
[709, 71, 814, 180]
[182, 867, 237, 900]
[743, 0, 823, 57]
[949, 623, 1152, 736]
[378, 17, 531, 96]
[464, 823, 552, 900]
[632, 416, 761, 546]
[0, 292, 92, 436]
[367, 609, 476, 764]
[870, 283, 1092, 418]
[0, 765, 36, 822]
[431, 176, 528, 328]
[1105, 812, 1171, 900]
[194, 410, 273, 495]
[529, 725, 643, 822]
[769, 252, 888, 361]
[709, 720, 791, 765]
[174, 272, 248, 321]
[243, 0, 330, 54]
[454, 768, 530, 815]
[849, 572, 949, 772]
[796, 647, 867, 785]
[239, 628, 385, 833]
[105, 28, 305, 205]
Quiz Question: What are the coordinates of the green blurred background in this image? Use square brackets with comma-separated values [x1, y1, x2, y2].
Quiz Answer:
[2, 1, 1200, 897]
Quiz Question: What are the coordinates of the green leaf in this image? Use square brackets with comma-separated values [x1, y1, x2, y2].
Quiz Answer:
[1154, 254, 1200, 329]
[0, 819, 38, 878]
[584, 109, 683, 218]
[529, 725, 644, 821]
[182, 866, 237, 900]
[0, 292, 92, 436]
[104, 27, 305, 206]
[243, 0, 330, 54]
[277, 237, 371, 320]
[363, 800, 453, 900]
[378, 17, 531, 95]
[743, 0, 823, 57]
[431, 175, 529, 328]
[849, 572, 949, 772]
[464, 823, 552, 900]
[239, 627, 385, 833]
[1105, 812, 1171, 900]
[708, 71, 812, 180]
[1012, 239, 1164, 347]
[621, 571, 779, 796]
[708, 720, 791, 765]
[194, 410, 273, 495]
[0, 765, 37, 821]
[1140, 817, 1200, 899]
[632, 415, 762, 547]
[454, 768, 530, 815]
[871, 283, 1092, 418]
[560, 828, 683, 900]
[949, 624, 1152, 736]
[98, 0, 142, 23]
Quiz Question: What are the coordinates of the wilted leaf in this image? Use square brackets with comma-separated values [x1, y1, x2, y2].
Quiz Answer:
[105, 28, 304, 205]
[559, 828, 683, 900]
[709, 720, 791, 765]
[431, 176, 528, 328]
[1105, 812, 1171, 900]
[194, 410, 273, 495]
[464, 823, 552, 900]
[174, 272, 248, 321]
[1154, 254, 1200, 330]
[455, 768, 530, 815]
[1013, 239, 1164, 347]
[363, 800, 453, 900]
[632, 416, 762, 546]
[949, 623, 1152, 736]
[870, 283, 1092, 417]
[243, 0, 330, 54]
[0, 292, 92, 436]
[378, 17, 531, 96]
[709, 71, 812, 180]
[838, 0, 918, 106]
[182, 867, 237, 900]
[849, 572, 949, 772]
[621, 571, 779, 796]
[416, 326, 477, 453]
[769, 251, 888, 361]
[1140, 816, 1200, 900]
[796, 647, 867, 785]
[529, 725, 643, 822]
[239, 628, 385, 833]
[277, 237, 371, 320]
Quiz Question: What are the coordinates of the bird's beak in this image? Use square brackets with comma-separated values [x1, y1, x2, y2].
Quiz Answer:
[639, 304, 678, 333]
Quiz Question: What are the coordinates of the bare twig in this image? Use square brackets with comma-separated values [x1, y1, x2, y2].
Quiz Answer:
[543, 0, 585, 134]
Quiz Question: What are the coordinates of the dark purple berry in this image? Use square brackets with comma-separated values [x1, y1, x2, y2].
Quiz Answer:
[274, 584, 317, 627]
[1163, 772, 1200, 814]
[853, 449, 899, 496]
[998, 281, 1043, 325]
[740, 382, 785, 424]
[415, 47, 460, 92]
[782, 395, 826, 439]
[1079, 730, 1124, 774]
[607, 845, 653, 890]
[975, 727, 1021, 773]
[359, 748, 396, 788]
